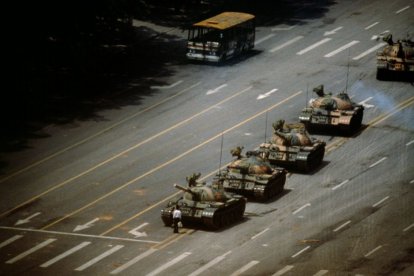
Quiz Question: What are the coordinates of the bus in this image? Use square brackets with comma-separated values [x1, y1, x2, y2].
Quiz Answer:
[186, 12, 255, 62]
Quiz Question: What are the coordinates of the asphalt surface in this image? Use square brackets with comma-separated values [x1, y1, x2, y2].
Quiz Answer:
[0, 0, 413, 275]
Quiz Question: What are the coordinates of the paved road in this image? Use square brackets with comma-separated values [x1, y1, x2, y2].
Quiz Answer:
[0, 0, 413, 275]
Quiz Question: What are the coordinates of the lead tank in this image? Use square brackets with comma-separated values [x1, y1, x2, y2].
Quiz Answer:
[299, 85, 364, 134]
[161, 173, 246, 230]
[215, 147, 286, 201]
[376, 34, 414, 80]
[256, 120, 326, 172]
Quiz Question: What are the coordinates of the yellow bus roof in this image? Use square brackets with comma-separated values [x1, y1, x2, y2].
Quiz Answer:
[193, 12, 255, 30]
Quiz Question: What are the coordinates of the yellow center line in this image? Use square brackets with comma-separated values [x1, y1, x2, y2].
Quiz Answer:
[0, 85, 252, 219]
[0, 82, 201, 185]
[101, 95, 414, 236]
[41, 91, 302, 230]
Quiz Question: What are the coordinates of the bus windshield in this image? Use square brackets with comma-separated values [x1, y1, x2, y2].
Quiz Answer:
[186, 12, 255, 62]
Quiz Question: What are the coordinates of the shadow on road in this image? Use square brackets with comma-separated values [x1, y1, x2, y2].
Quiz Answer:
[2, 1, 336, 168]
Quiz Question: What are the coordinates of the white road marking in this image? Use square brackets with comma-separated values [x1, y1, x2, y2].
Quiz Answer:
[272, 265, 294, 276]
[332, 179, 350, 191]
[364, 245, 382, 257]
[371, 30, 390, 40]
[229, 260, 260, 276]
[396, 6, 410, 14]
[352, 43, 386, 60]
[272, 26, 295, 31]
[129, 222, 149, 238]
[251, 228, 270, 239]
[255, 34, 276, 45]
[369, 157, 387, 168]
[188, 251, 232, 276]
[297, 38, 332, 55]
[365, 22, 379, 30]
[410, 179, 414, 184]
[359, 97, 375, 108]
[6, 238, 57, 264]
[75, 245, 124, 271]
[403, 223, 414, 232]
[324, 40, 359, 57]
[0, 235, 23, 249]
[146, 252, 191, 276]
[373, 196, 390, 208]
[15, 212, 41, 226]
[324, 26, 343, 36]
[257, 89, 278, 100]
[206, 84, 228, 95]
[292, 203, 311, 215]
[292, 246, 311, 258]
[110, 248, 157, 274]
[333, 220, 352, 232]
[270, 36, 304, 52]
[150, 80, 183, 90]
[0, 226, 159, 244]
[406, 139, 414, 146]
[40, 241, 91, 268]
[73, 217, 99, 232]
[313, 270, 329, 276]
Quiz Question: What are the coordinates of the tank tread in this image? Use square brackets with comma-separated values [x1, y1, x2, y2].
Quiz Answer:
[203, 200, 246, 229]
[297, 145, 325, 172]
[253, 174, 286, 201]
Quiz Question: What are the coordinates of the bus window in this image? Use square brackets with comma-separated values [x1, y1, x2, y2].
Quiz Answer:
[186, 12, 255, 62]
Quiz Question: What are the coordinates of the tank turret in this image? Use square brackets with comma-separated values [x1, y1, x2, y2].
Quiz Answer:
[299, 85, 364, 134]
[376, 34, 414, 80]
[161, 174, 246, 229]
[255, 119, 326, 172]
[215, 147, 286, 201]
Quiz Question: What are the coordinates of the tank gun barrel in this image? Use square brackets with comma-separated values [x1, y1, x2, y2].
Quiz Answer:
[174, 184, 195, 195]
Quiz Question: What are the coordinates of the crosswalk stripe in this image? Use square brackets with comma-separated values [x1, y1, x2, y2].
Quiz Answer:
[6, 238, 57, 264]
[324, 40, 359, 57]
[40, 241, 91, 268]
[297, 38, 332, 55]
[272, 265, 294, 276]
[74, 245, 124, 271]
[188, 251, 232, 276]
[146, 252, 191, 276]
[110, 248, 157, 275]
[229, 260, 260, 276]
[0, 235, 23, 249]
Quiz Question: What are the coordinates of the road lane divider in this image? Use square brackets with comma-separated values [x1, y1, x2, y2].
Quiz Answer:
[0, 85, 252, 219]
[40, 91, 302, 230]
[0, 82, 201, 185]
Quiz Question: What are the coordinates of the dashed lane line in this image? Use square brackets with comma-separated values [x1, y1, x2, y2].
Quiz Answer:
[333, 220, 352, 232]
[372, 196, 389, 208]
[396, 6, 410, 14]
[352, 43, 386, 60]
[292, 246, 311, 258]
[297, 38, 332, 55]
[313, 270, 329, 276]
[255, 34, 276, 45]
[369, 157, 387, 168]
[324, 40, 359, 58]
[40, 91, 302, 230]
[0, 85, 252, 219]
[270, 36, 304, 53]
[364, 245, 382, 257]
[365, 22, 379, 30]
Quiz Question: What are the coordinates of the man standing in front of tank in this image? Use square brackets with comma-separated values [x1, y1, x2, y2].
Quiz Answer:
[172, 206, 182, 233]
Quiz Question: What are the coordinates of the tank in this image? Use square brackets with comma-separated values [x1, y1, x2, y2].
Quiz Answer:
[214, 147, 286, 201]
[376, 34, 414, 80]
[161, 173, 246, 230]
[256, 120, 326, 172]
[299, 85, 364, 134]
